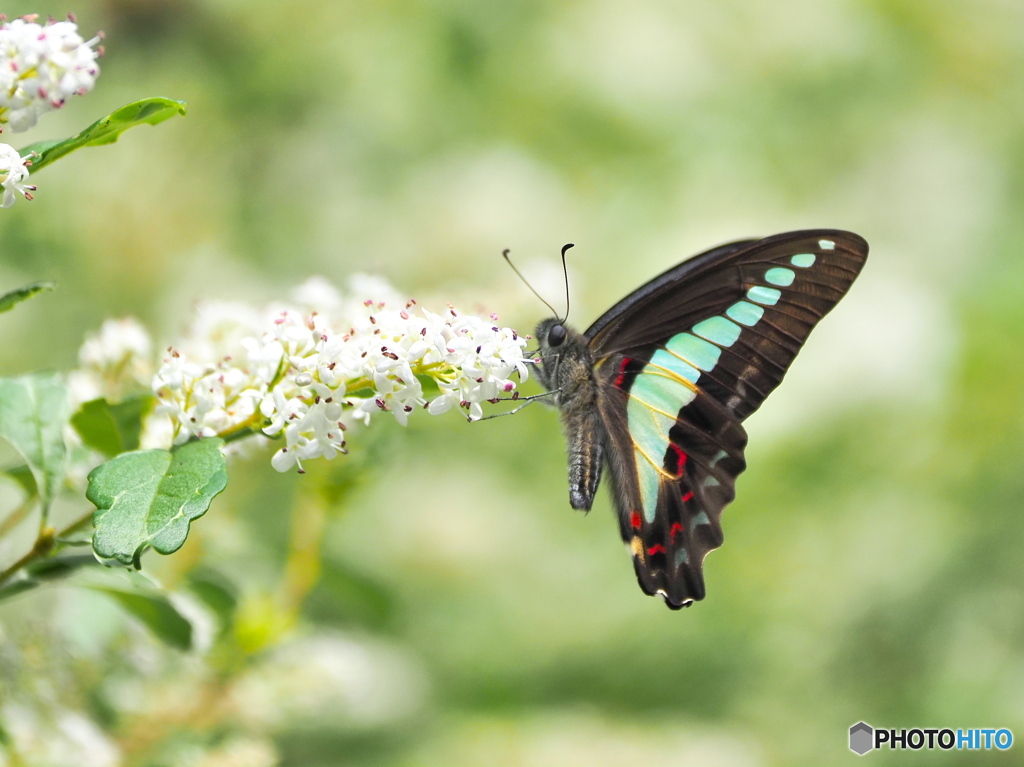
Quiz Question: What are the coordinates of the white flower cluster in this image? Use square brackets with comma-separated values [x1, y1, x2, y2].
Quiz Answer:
[0, 15, 101, 132]
[67, 317, 154, 407]
[150, 277, 528, 472]
[0, 143, 34, 207]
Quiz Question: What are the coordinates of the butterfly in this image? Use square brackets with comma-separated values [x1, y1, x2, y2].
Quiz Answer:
[532, 229, 869, 608]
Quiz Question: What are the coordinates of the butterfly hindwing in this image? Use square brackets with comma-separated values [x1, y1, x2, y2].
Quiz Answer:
[589, 230, 868, 607]
[598, 358, 747, 606]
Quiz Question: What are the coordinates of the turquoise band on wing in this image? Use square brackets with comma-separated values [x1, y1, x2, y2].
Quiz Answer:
[627, 372, 695, 519]
[692, 316, 742, 347]
[665, 333, 720, 372]
[648, 347, 701, 383]
[624, 248, 825, 522]
[765, 267, 795, 287]
[746, 286, 781, 305]
[725, 300, 765, 327]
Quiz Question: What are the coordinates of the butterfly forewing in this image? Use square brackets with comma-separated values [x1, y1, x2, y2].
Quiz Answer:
[588, 230, 868, 608]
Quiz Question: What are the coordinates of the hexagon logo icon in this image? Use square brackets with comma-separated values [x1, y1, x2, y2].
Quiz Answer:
[849, 722, 874, 755]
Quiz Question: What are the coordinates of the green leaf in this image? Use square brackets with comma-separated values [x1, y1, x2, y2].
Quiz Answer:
[187, 568, 238, 631]
[88, 438, 228, 566]
[0, 578, 39, 602]
[0, 373, 69, 517]
[306, 557, 396, 630]
[87, 586, 193, 650]
[25, 552, 99, 580]
[20, 97, 187, 174]
[0, 281, 54, 314]
[0, 552, 103, 601]
[71, 395, 155, 458]
[3, 463, 37, 497]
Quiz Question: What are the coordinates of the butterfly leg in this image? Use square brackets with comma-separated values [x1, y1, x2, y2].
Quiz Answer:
[476, 397, 542, 421]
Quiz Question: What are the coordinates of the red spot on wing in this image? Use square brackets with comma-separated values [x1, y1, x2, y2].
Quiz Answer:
[614, 357, 632, 389]
[669, 443, 688, 476]
[670, 522, 684, 541]
[630, 510, 642, 529]
[647, 544, 665, 556]
[681, 491, 694, 503]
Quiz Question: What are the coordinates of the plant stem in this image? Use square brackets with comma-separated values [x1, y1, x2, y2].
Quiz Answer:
[0, 498, 32, 539]
[0, 509, 93, 588]
[0, 527, 54, 587]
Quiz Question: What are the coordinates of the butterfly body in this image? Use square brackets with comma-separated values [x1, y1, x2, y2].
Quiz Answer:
[534, 318, 605, 511]
[533, 230, 868, 609]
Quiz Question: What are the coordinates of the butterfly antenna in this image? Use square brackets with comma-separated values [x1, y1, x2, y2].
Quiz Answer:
[502, 248, 560, 318]
[559, 243, 574, 323]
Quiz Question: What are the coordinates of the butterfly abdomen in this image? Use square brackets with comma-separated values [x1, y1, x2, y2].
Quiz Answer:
[560, 350, 606, 511]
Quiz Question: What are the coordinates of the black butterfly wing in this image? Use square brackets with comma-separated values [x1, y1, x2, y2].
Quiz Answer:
[596, 362, 747, 607]
[588, 230, 868, 608]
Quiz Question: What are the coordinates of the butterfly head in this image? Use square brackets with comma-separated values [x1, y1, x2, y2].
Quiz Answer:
[534, 317, 590, 392]
[538, 317, 567, 348]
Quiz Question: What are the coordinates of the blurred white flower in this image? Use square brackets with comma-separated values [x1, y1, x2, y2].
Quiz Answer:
[0, 703, 120, 767]
[67, 317, 154, 407]
[231, 634, 427, 730]
[0, 142, 35, 206]
[0, 15, 101, 132]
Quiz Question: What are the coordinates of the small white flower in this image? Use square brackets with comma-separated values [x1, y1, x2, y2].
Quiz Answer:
[0, 144, 35, 207]
[72, 274, 528, 472]
[0, 16, 101, 132]
[251, 280, 528, 471]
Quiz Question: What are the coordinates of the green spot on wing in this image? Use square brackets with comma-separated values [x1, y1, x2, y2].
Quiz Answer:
[635, 455, 660, 522]
[664, 333, 721, 372]
[790, 253, 816, 268]
[630, 370, 696, 418]
[692, 316, 742, 347]
[765, 267, 795, 287]
[725, 301, 765, 327]
[746, 286, 781, 305]
[628, 373, 695, 522]
[88, 438, 228, 566]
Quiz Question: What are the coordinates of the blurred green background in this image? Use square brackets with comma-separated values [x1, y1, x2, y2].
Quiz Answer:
[2, 0, 1023, 765]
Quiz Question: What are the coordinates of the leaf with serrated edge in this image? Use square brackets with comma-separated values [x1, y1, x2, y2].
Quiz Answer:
[21, 97, 187, 174]
[0, 374, 69, 516]
[88, 438, 227, 566]
[0, 282, 54, 314]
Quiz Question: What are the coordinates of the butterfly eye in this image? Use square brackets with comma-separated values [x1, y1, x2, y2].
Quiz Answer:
[548, 324, 567, 347]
